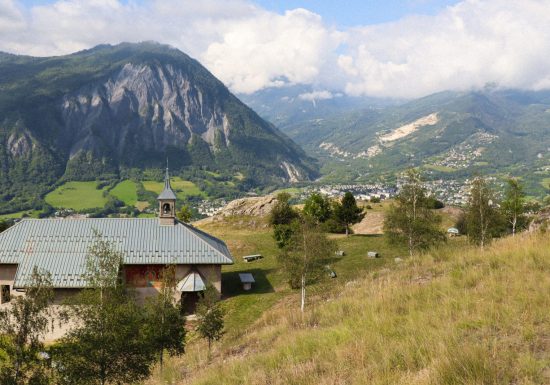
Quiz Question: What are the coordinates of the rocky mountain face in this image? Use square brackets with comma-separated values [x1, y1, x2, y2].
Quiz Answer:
[0, 43, 317, 212]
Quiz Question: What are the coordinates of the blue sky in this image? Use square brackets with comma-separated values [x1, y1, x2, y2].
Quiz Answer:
[254, 0, 461, 26]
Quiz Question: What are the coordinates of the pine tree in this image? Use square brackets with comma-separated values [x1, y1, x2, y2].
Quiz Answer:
[384, 170, 446, 256]
[333, 192, 365, 236]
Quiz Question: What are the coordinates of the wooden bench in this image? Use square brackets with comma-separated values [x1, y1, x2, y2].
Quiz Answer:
[243, 254, 263, 263]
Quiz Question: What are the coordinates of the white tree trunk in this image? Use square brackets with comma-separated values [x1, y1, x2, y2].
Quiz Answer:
[300, 274, 305, 313]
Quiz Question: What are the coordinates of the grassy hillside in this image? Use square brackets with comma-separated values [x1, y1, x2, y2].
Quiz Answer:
[110, 180, 138, 206]
[142, 177, 205, 199]
[148, 228, 550, 385]
[44, 181, 108, 210]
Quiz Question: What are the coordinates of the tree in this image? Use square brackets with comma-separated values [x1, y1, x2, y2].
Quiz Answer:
[333, 192, 365, 236]
[54, 232, 155, 385]
[384, 170, 446, 256]
[269, 192, 298, 226]
[270, 192, 299, 249]
[195, 284, 224, 358]
[177, 205, 193, 223]
[465, 177, 502, 249]
[0, 220, 11, 233]
[501, 178, 526, 236]
[143, 266, 186, 371]
[0, 268, 54, 385]
[277, 218, 336, 312]
[302, 193, 332, 224]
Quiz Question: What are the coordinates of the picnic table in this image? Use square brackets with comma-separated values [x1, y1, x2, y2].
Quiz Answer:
[243, 254, 263, 262]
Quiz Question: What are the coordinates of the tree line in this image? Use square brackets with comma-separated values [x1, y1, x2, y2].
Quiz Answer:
[0, 233, 224, 385]
[384, 170, 532, 256]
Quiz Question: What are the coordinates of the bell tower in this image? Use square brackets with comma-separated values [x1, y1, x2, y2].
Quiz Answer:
[157, 167, 177, 226]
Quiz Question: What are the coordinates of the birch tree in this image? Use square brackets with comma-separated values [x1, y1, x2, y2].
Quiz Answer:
[0, 268, 53, 385]
[55, 232, 155, 385]
[501, 178, 526, 236]
[465, 177, 501, 249]
[277, 218, 336, 312]
[384, 170, 445, 256]
[143, 265, 186, 371]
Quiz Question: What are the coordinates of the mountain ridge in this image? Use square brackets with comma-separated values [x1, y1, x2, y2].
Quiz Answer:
[0, 42, 317, 213]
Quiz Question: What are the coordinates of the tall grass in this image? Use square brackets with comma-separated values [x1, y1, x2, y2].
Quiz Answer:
[147, 232, 550, 385]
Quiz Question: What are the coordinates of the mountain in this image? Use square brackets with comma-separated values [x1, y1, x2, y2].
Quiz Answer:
[0, 42, 317, 212]
[239, 85, 400, 132]
[264, 89, 550, 195]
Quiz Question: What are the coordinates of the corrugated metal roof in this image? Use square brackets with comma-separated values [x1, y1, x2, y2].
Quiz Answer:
[0, 218, 233, 288]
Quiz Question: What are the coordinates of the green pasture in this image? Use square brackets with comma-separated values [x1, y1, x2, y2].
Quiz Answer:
[142, 177, 205, 199]
[110, 180, 138, 206]
[45, 181, 108, 210]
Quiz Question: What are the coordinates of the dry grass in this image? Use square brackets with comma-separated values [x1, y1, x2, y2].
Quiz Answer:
[147, 231, 550, 385]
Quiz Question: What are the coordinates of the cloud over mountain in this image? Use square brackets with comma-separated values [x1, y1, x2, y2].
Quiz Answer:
[1, 0, 550, 98]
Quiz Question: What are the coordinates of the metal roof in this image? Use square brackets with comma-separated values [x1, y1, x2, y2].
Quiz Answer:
[0, 218, 233, 288]
[157, 168, 177, 200]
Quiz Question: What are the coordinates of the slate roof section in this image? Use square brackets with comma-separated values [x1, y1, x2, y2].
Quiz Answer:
[0, 218, 233, 288]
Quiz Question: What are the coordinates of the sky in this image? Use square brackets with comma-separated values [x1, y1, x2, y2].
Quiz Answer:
[1, 0, 550, 99]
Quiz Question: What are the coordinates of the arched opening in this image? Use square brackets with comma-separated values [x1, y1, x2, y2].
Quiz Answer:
[162, 203, 171, 215]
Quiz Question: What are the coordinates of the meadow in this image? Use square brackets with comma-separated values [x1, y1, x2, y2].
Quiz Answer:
[146, 219, 550, 385]
[44, 181, 108, 210]
[143, 177, 205, 199]
[110, 180, 139, 206]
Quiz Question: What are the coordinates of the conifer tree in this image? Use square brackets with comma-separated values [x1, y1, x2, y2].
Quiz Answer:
[333, 192, 365, 236]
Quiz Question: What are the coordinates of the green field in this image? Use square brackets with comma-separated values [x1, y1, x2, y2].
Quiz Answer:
[423, 164, 456, 172]
[0, 210, 40, 220]
[540, 177, 550, 189]
[143, 177, 204, 199]
[110, 180, 138, 206]
[45, 181, 108, 210]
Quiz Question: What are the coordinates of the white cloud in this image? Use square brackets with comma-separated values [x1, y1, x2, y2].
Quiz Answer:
[298, 90, 335, 101]
[0, 0, 550, 98]
[340, 0, 550, 98]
